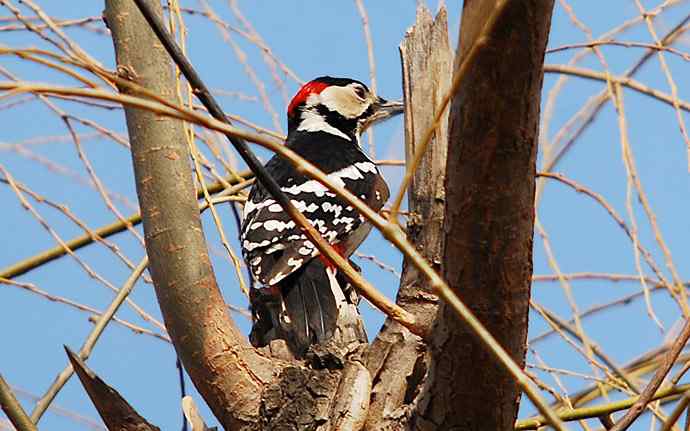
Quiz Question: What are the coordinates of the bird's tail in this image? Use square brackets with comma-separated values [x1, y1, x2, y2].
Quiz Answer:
[249, 258, 360, 356]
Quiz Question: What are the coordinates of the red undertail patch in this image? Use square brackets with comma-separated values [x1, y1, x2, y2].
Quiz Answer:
[319, 243, 346, 269]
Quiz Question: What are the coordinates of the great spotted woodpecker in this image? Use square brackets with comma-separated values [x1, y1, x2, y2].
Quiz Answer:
[240, 76, 402, 355]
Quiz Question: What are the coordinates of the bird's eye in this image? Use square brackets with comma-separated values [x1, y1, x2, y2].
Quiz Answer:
[354, 85, 367, 100]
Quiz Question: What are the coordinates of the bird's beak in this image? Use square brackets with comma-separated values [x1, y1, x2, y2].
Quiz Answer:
[361, 97, 404, 131]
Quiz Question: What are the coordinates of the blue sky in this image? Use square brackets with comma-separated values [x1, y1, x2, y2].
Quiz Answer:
[2, 1, 690, 429]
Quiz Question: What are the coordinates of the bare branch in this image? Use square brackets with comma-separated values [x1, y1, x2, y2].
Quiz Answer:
[609, 319, 690, 430]
[0, 374, 36, 431]
[544, 64, 690, 113]
[516, 383, 690, 429]
[354, 0, 378, 157]
[660, 390, 690, 431]
[30, 257, 148, 423]
[0, 173, 250, 280]
[365, 5, 450, 428]
[65, 347, 160, 431]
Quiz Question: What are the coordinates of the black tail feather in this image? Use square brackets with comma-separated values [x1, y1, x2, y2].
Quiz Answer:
[283, 259, 339, 352]
[249, 258, 361, 356]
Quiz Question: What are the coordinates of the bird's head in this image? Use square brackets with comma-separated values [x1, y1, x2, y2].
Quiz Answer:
[287, 76, 403, 143]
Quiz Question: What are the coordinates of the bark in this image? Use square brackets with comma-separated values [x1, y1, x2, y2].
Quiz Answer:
[65, 347, 160, 431]
[365, 5, 451, 430]
[415, 1, 555, 430]
[104, 1, 276, 428]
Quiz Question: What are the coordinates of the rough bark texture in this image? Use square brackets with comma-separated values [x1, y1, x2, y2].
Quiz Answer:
[104, 1, 276, 428]
[415, 1, 554, 430]
[365, 6, 450, 430]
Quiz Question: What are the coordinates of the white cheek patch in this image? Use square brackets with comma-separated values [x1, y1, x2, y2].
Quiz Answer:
[318, 86, 370, 119]
[297, 85, 373, 141]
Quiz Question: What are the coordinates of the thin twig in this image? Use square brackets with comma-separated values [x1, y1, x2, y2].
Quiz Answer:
[0, 374, 36, 431]
[530, 300, 640, 395]
[661, 391, 690, 431]
[0, 164, 164, 331]
[541, 11, 690, 176]
[633, 0, 690, 170]
[227, 0, 290, 105]
[544, 64, 690, 113]
[1, 277, 170, 343]
[173, 5, 302, 84]
[535, 216, 613, 397]
[201, 1, 283, 134]
[354, 0, 377, 157]
[609, 319, 690, 430]
[516, 383, 690, 430]
[537, 171, 679, 318]
[547, 39, 690, 61]
[30, 257, 148, 423]
[0, 173, 251, 280]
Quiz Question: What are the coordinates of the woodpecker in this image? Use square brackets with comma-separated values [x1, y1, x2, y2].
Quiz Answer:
[240, 76, 402, 355]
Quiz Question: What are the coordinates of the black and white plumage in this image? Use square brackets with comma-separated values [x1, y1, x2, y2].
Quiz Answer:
[240, 76, 401, 355]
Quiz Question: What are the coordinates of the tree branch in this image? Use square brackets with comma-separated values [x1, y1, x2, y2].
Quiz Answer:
[0, 374, 36, 431]
[544, 64, 690, 113]
[30, 257, 148, 422]
[103, 1, 274, 427]
[365, 5, 450, 429]
[65, 347, 160, 431]
[0, 173, 250, 280]
[516, 383, 690, 430]
[610, 319, 690, 430]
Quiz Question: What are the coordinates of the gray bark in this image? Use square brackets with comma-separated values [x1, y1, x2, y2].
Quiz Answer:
[365, 5, 451, 430]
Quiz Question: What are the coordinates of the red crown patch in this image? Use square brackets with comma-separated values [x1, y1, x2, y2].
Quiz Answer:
[287, 81, 330, 117]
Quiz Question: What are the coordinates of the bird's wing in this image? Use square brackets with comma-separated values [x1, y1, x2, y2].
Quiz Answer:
[240, 159, 388, 286]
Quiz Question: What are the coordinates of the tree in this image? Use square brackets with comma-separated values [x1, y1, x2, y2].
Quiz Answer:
[2, 1, 690, 430]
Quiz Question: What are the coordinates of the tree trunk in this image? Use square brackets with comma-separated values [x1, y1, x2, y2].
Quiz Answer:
[415, 1, 555, 430]
[104, 1, 275, 428]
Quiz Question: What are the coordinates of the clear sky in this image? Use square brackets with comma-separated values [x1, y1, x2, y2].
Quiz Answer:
[2, 1, 690, 430]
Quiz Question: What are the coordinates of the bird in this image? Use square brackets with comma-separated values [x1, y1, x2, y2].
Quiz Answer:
[240, 76, 402, 355]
